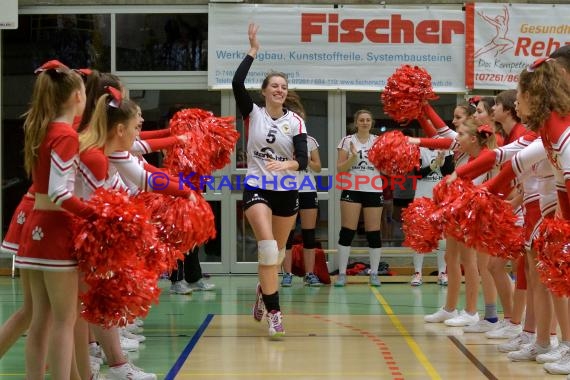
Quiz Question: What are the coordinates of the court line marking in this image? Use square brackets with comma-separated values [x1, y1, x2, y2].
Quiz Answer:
[448, 336, 498, 380]
[370, 287, 442, 380]
[164, 313, 214, 380]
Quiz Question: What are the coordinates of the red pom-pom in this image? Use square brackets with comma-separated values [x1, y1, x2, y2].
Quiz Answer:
[135, 192, 216, 260]
[432, 177, 475, 206]
[74, 189, 156, 278]
[368, 130, 420, 176]
[381, 65, 438, 123]
[535, 218, 570, 297]
[74, 189, 163, 327]
[402, 197, 443, 253]
[164, 108, 240, 179]
[433, 179, 524, 259]
[80, 268, 160, 328]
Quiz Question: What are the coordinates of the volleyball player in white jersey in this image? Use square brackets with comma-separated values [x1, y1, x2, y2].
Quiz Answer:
[280, 91, 323, 287]
[410, 148, 453, 286]
[334, 110, 383, 287]
[232, 24, 308, 339]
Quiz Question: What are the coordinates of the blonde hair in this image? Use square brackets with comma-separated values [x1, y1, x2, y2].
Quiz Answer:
[23, 68, 83, 175]
[461, 118, 497, 150]
[79, 93, 138, 153]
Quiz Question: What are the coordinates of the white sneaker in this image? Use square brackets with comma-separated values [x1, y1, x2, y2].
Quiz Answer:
[119, 336, 140, 352]
[90, 358, 100, 373]
[444, 310, 479, 327]
[537, 343, 570, 364]
[266, 310, 285, 339]
[134, 317, 144, 327]
[120, 328, 146, 342]
[497, 331, 535, 353]
[507, 342, 550, 362]
[107, 362, 157, 380]
[437, 272, 448, 286]
[545, 349, 570, 375]
[424, 307, 458, 323]
[125, 323, 144, 334]
[463, 319, 498, 333]
[89, 343, 106, 364]
[170, 281, 193, 295]
[186, 279, 216, 291]
[485, 320, 523, 339]
[410, 272, 423, 286]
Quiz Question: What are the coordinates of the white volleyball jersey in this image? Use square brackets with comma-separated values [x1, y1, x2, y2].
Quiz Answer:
[415, 148, 448, 199]
[337, 134, 381, 192]
[245, 104, 306, 191]
[298, 135, 319, 193]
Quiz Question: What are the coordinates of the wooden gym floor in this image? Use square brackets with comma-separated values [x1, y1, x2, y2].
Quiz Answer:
[0, 275, 559, 379]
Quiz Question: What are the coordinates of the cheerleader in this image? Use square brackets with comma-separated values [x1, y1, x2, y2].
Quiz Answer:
[15, 60, 91, 380]
[411, 117, 497, 328]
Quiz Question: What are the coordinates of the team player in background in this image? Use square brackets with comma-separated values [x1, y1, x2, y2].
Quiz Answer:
[334, 109, 383, 287]
[281, 91, 323, 287]
[232, 23, 308, 339]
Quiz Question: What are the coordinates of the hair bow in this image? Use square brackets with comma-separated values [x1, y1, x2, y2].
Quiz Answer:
[468, 96, 481, 106]
[105, 86, 122, 108]
[74, 68, 93, 77]
[477, 124, 493, 137]
[527, 57, 553, 72]
[34, 60, 68, 74]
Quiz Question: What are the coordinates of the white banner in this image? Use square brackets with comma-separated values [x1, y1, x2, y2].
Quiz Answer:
[208, 4, 466, 92]
[0, 0, 18, 29]
[466, 3, 570, 90]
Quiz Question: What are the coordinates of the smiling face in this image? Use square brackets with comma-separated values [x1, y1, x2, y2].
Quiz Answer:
[354, 111, 373, 134]
[261, 74, 288, 107]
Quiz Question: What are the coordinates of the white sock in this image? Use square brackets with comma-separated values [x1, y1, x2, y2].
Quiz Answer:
[436, 250, 446, 274]
[369, 248, 381, 275]
[338, 245, 351, 274]
[412, 253, 424, 274]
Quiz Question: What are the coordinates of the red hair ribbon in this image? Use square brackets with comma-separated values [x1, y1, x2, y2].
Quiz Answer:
[477, 124, 493, 137]
[527, 57, 553, 72]
[74, 68, 93, 77]
[105, 86, 122, 108]
[34, 59, 68, 74]
[468, 96, 481, 105]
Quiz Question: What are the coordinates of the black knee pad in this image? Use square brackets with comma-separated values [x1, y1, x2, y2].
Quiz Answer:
[366, 230, 382, 248]
[338, 227, 356, 247]
[285, 230, 295, 250]
[302, 229, 316, 249]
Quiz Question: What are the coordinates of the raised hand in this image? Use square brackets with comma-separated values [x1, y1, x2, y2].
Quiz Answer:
[248, 23, 260, 55]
